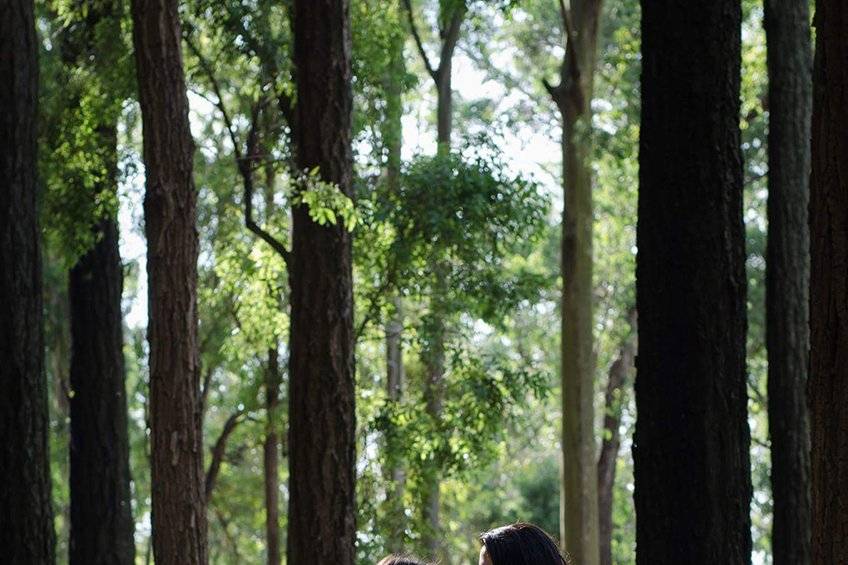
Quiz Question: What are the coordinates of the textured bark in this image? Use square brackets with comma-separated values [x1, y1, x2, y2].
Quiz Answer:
[264, 347, 281, 565]
[69, 201, 136, 565]
[62, 3, 135, 560]
[634, 1, 751, 563]
[287, 1, 356, 563]
[809, 1, 848, 562]
[597, 312, 636, 565]
[764, 1, 812, 563]
[0, 0, 56, 561]
[130, 0, 207, 562]
[545, 1, 602, 562]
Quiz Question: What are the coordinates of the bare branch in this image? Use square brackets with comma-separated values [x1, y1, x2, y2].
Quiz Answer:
[184, 34, 292, 266]
[205, 410, 246, 499]
[402, 0, 439, 81]
[200, 367, 214, 418]
[542, 0, 581, 103]
[184, 36, 243, 160]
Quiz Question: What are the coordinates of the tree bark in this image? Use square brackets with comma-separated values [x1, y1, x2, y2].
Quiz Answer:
[763, 1, 812, 563]
[634, 1, 752, 563]
[545, 1, 602, 563]
[809, 1, 848, 562]
[130, 0, 207, 562]
[61, 3, 136, 560]
[69, 202, 136, 565]
[381, 30, 407, 550]
[0, 0, 56, 561]
[264, 346, 281, 565]
[287, 1, 356, 563]
[597, 311, 636, 565]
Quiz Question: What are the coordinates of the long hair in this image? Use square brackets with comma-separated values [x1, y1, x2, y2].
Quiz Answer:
[480, 522, 568, 565]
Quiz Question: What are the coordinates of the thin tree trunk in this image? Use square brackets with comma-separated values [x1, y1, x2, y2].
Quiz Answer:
[264, 346, 281, 565]
[402, 1, 465, 553]
[634, 1, 752, 563]
[809, 1, 848, 562]
[382, 30, 407, 550]
[545, 2, 602, 562]
[763, 1, 812, 563]
[597, 311, 636, 565]
[0, 0, 56, 561]
[287, 1, 356, 562]
[130, 0, 206, 562]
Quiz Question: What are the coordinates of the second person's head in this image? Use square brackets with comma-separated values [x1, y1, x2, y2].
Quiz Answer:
[478, 523, 568, 565]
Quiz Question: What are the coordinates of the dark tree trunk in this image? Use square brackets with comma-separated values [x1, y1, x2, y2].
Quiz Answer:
[130, 0, 207, 562]
[634, 1, 752, 563]
[62, 3, 135, 560]
[0, 0, 56, 561]
[597, 311, 636, 565]
[264, 346, 281, 565]
[764, 1, 812, 563]
[287, 1, 356, 563]
[809, 1, 848, 562]
[69, 192, 136, 565]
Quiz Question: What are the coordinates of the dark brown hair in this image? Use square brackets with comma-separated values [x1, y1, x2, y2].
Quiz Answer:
[376, 555, 428, 565]
[480, 523, 568, 565]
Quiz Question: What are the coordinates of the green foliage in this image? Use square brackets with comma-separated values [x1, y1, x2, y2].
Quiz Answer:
[38, 0, 134, 265]
[377, 135, 550, 321]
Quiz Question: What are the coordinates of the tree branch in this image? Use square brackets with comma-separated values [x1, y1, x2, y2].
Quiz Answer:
[241, 102, 293, 267]
[439, 2, 466, 73]
[402, 0, 438, 81]
[558, 0, 581, 79]
[184, 35, 292, 267]
[205, 410, 246, 500]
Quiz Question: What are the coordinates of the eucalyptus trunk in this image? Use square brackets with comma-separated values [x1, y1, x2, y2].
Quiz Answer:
[634, 1, 752, 562]
[264, 346, 281, 565]
[69, 180, 135, 565]
[287, 1, 356, 562]
[0, 0, 56, 561]
[545, 1, 602, 562]
[131, 0, 207, 561]
[382, 26, 407, 551]
[809, 0, 848, 561]
[597, 311, 636, 565]
[764, 0, 812, 563]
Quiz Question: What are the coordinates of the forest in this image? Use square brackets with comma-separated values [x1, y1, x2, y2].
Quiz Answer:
[1, 0, 846, 563]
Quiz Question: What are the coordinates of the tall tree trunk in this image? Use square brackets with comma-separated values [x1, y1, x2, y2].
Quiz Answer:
[544, 1, 602, 562]
[764, 1, 812, 563]
[0, 0, 56, 561]
[382, 29, 406, 551]
[264, 346, 281, 565]
[69, 165, 136, 565]
[402, 1, 465, 553]
[61, 2, 135, 560]
[597, 311, 636, 565]
[287, 1, 356, 563]
[130, 0, 207, 562]
[809, 1, 848, 562]
[634, 1, 752, 563]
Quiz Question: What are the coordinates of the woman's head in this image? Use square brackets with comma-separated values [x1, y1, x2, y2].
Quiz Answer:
[478, 523, 568, 565]
[377, 555, 428, 565]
